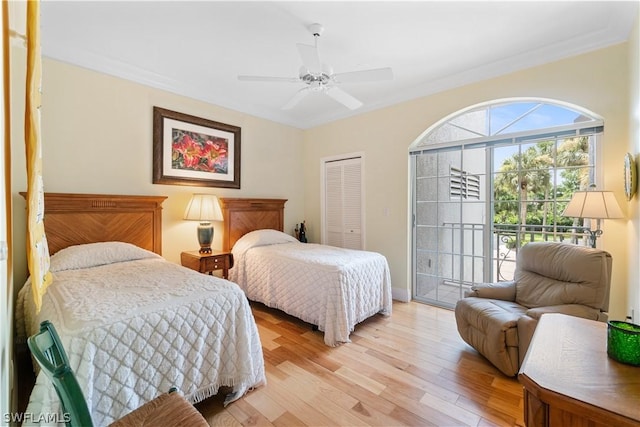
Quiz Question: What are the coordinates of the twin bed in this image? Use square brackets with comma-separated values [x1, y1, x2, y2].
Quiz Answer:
[16, 194, 266, 425]
[16, 193, 392, 425]
[219, 197, 392, 346]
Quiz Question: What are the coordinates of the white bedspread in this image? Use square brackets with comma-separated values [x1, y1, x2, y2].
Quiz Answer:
[17, 251, 265, 425]
[230, 232, 392, 346]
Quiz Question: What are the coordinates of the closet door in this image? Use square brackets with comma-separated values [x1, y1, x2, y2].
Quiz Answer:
[324, 156, 363, 250]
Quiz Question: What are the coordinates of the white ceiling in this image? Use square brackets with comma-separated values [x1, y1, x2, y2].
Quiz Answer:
[40, 1, 639, 129]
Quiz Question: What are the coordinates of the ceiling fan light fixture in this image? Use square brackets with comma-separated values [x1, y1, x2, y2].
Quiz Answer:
[237, 22, 393, 111]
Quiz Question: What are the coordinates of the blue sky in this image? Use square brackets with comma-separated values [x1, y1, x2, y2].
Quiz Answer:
[489, 102, 586, 168]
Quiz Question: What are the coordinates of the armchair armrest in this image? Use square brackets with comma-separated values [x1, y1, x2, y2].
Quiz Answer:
[525, 304, 605, 321]
[465, 281, 516, 301]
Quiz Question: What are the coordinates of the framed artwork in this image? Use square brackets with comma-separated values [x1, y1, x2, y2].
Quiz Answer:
[153, 107, 241, 188]
[623, 152, 637, 201]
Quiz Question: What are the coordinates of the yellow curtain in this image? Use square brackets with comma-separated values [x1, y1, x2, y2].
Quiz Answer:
[25, 0, 51, 312]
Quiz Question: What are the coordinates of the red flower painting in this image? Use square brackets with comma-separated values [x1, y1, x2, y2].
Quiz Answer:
[153, 107, 240, 189]
[171, 129, 229, 174]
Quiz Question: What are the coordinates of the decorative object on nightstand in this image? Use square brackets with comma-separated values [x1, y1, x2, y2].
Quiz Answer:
[624, 152, 637, 201]
[607, 319, 640, 365]
[297, 221, 308, 243]
[562, 185, 624, 248]
[181, 250, 233, 279]
[184, 194, 223, 254]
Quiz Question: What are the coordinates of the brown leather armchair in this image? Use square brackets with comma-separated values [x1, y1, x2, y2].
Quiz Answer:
[454, 242, 612, 376]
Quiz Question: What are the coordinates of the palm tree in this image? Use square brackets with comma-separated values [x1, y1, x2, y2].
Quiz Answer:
[557, 136, 591, 187]
[532, 140, 555, 230]
[557, 136, 591, 240]
[494, 136, 591, 246]
[494, 144, 552, 241]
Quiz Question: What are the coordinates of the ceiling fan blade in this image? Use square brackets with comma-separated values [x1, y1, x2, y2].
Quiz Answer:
[238, 75, 300, 83]
[282, 87, 311, 110]
[296, 43, 322, 73]
[324, 86, 363, 110]
[333, 67, 394, 84]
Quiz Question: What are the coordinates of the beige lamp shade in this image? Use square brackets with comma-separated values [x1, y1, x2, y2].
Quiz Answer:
[184, 194, 223, 222]
[562, 190, 624, 219]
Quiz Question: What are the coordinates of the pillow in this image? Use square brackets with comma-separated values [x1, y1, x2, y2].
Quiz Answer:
[50, 241, 161, 272]
[232, 229, 298, 257]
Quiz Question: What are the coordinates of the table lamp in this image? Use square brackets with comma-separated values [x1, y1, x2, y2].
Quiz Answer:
[562, 187, 623, 248]
[184, 194, 223, 253]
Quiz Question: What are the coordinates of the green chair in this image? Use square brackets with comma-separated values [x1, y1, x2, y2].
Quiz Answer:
[28, 320, 209, 427]
[28, 320, 94, 427]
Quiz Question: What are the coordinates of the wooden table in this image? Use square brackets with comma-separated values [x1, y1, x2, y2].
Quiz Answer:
[180, 250, 233, 279]
[518, 313, 640, 427]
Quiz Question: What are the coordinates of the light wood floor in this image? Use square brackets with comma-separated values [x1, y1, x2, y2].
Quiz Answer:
[195, 301, 525, 427]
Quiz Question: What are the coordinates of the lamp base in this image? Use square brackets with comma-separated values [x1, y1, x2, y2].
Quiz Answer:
[197, 222, 214, 254]
[584, 223, 603, 248]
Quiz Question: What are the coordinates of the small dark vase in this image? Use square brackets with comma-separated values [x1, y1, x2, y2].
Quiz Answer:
[299, 222, 307, 243]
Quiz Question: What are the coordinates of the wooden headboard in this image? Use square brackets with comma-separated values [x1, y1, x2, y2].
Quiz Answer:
[219, 198, 287, 251]
[21, 193, 167, 255]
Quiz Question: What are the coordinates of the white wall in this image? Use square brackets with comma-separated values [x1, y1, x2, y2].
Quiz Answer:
[11, 50, 305, 288]
[303, 43, 634, 319]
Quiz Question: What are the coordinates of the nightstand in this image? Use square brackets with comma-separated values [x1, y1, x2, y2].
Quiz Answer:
[180, 250, 234, 279]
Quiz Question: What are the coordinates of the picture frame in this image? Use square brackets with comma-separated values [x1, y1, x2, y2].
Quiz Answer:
[152, 107, 241, 188]
[623, 152, 637, 201]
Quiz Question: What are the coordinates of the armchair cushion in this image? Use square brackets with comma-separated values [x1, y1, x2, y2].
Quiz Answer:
[515, 242, 612, 311]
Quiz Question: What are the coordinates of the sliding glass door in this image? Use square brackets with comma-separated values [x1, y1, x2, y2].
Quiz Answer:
[410, 99, 602, 309]
[412, 147, 488, 308]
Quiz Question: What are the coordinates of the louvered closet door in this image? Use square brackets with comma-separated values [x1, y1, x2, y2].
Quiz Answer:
[324, 157, 363, 250]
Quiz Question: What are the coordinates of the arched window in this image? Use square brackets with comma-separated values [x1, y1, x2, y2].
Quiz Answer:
[409, 98, 603, 309]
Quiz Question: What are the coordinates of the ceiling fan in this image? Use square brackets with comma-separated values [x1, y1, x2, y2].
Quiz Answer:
[238, 23, 393, 110]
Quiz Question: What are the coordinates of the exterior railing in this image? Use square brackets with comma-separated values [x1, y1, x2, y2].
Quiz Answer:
[416, 222, 593, 307]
